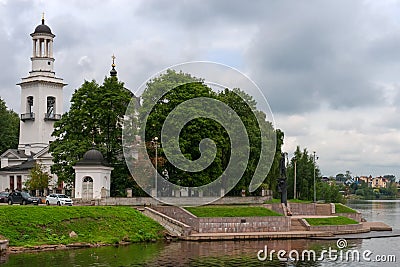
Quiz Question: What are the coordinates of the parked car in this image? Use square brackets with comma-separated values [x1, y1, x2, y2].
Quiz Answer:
[0, 192, 9, 203]
[8, 191, 40, 205]
[46, 194, 73, 206]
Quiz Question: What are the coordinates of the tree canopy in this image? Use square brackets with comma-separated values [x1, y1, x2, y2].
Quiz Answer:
[138, 70, 283, 196]
[286, 146, 321, 200]
[0, 98, 19, 155]
[50, 76, 134, 195]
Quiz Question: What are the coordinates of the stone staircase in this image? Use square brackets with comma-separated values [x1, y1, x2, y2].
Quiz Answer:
[290, 218, 308, 231]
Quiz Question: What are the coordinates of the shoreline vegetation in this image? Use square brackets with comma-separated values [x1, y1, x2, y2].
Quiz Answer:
[0, 206, 164, 251]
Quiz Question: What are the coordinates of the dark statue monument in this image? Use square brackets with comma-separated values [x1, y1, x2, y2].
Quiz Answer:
[277, 152, 287, 205]
[277, 152, 291, 215]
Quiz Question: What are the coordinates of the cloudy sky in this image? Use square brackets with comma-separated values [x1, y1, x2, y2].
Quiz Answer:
[1, 0, 400, 179]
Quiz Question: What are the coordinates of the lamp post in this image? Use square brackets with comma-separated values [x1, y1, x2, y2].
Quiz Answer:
[313, 151, 317, 203]
[153, 137, 158, 197]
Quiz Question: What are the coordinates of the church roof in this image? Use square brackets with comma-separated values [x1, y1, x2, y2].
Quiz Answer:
[1, 149, 30, 159]
[75, 149, 110, 166]
[32, 17, 54, 36]
[0, 160, 36, 172]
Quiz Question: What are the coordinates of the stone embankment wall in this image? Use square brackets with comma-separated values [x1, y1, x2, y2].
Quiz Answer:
[265, 203, 334, 216]
[142, 207, 192, 236]
[300, 218, 363, 233]
[152, 206, 290, 233]
[152, 206, 199, 230]
[196, 216, 290, 233]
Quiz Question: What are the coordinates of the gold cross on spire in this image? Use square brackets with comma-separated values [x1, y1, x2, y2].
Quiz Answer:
[42, 12, 45, 24]
[111, 54, 116, 67]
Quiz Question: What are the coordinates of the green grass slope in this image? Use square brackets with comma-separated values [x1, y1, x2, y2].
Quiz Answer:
[335, 203, 357, 213]
[0, 206, 164, 246]
[305, 216, 358, 226]
[185, 206, 282, 217]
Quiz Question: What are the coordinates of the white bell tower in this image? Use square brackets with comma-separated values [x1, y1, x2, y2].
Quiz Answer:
[17, 15, 66, 155]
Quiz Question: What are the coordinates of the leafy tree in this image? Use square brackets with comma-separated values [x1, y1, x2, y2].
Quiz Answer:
[139, 70, 282, 196]
[316, 181, 344, 203]
[25, 162, 51, 193]
[218, 88, 278, 195]
[0, 98, 19, 154]
[50, 76, 134, 196]
[142, 75, 225, 188]
[286, 146, 320, 201]
[265, 129, 284, 198]
[383, 175, 396, 183]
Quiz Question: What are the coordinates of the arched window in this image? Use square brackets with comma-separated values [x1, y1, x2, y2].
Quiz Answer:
[83, 177, 93, 183]
[46, 96, 55, 118]
[27, 96, 34, 113]
[21, 96, 35, 121]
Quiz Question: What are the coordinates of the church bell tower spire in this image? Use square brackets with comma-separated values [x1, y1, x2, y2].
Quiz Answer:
[17, 15, 67, 154]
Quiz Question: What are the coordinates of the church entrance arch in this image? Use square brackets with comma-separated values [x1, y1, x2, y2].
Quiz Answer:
[82, 176, 93, 200]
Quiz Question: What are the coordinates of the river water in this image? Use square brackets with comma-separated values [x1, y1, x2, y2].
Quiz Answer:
[1, 200, 399, 266]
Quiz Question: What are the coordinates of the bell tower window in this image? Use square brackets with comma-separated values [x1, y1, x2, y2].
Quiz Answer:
[44, 96, 61, 121]
[21, 96, 35, 121]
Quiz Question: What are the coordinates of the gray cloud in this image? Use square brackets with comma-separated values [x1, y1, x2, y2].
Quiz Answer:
[1, 0, 400, 178]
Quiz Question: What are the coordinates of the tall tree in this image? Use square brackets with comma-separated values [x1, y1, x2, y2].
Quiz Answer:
[218, 88, 279, 195]
[50, 76, 134, 195]
[0, 98, 19, 154]
[139, 70, 282, 196]
[142, 76, 225, 188]
[286, 146, 320, 200]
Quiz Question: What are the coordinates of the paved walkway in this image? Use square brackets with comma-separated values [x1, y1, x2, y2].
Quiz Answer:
[311, 229, 400, 240]
[180, 221, 394, 241]
[362, 221, 392, 231]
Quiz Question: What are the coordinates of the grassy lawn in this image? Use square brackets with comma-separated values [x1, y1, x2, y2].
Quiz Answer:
[0, 206, 164, 247]
[335, 203, 357, 213]
[305, 216, 358, 226]
[185, 206, 282, 217]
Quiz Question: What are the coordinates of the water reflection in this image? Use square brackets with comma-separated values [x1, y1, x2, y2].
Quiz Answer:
[2, 239, 368, 267]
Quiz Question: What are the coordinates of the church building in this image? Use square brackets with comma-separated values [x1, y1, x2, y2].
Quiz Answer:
[0, 17, 137, 198]
[0, 16, 65, 193]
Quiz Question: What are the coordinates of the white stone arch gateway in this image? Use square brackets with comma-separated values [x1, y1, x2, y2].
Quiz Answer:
[73, 149, 113, 200]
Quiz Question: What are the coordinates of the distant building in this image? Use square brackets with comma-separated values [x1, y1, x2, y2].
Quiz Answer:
[371, 176, 388, 189]
[359, 175, 389, 188]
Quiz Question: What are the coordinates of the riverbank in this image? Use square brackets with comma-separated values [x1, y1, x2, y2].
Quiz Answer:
[0, 206, 165, 251]
[0, 203, 395, 255]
